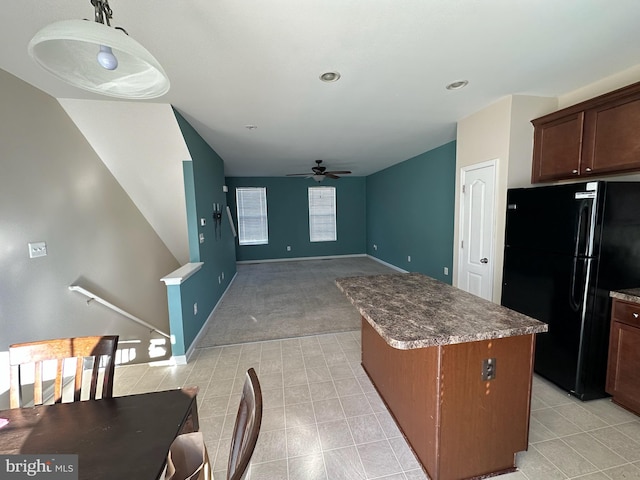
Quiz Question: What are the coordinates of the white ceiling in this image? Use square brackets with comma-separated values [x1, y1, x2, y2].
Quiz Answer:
[2, 0, 640, 178]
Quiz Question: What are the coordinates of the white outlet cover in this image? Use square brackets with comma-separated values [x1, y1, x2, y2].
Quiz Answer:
[28, 241, 47, 258]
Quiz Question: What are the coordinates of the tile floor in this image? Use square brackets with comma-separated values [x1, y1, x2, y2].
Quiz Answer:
[114, 331, 640, 480]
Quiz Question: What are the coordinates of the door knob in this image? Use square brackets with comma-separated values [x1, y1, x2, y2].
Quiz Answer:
[480, 258, 489, 264]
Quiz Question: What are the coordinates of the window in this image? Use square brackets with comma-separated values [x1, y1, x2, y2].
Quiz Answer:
[309, 187, 336, 242]
[236, 187, 268, 245]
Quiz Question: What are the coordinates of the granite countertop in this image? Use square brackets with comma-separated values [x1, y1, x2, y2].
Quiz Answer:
[336, 272, 548, 350]
[610, 288, 640, 303]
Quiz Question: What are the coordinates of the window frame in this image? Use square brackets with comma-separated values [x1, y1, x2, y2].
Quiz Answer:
[308, 186, 337, 243]
[236, 187, 269, 246]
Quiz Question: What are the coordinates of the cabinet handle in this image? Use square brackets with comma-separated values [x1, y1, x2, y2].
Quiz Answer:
[585, 167, 592, 172]
[572, 169, 578, 174]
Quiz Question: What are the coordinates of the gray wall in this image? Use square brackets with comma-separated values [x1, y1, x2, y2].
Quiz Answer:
[0, 69, 180, 408]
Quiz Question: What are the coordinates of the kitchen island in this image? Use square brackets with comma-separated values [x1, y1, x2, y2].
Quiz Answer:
[336, 273, 548, 480]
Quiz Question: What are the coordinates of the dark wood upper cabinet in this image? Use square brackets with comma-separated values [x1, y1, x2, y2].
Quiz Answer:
[532, 111, 584, 182]
[531, 81, 640, 183]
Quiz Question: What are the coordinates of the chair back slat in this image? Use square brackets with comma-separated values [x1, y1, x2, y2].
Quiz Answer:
[227, 367, 262, 480]
[9, 336, 119, 409]
[53, 358, 65, 403]
[74, 357, 84, 402]
[33, 361, 43, 406]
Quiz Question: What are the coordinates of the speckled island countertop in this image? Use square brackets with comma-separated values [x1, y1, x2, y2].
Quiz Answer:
[610, 288, 640, 303]
[336, 272, 548, 350]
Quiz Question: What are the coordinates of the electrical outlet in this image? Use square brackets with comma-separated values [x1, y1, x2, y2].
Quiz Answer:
[444, 267, 449, 275]
[28, 241, 47, 258]
[221, 271, 225, 280]
[373, 244, 377, 251]
[286, 246, 291, 251]
[193, 303, 198, 315]
[199, 233, 205, 244]
[482, 358, 497, 381]
[407, 255, 411, 262]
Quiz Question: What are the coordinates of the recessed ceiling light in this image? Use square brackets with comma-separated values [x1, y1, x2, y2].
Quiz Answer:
[446, 80, 469, 90]
[320, 71, 341, 82]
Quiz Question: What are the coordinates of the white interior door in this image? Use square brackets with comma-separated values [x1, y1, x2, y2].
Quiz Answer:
[458, 160, 496, 300]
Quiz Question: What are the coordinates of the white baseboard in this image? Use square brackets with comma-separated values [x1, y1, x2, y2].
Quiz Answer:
[236, 253, 367, 265]
[367, 254, 407, 273]
[170, 270, 239, 364]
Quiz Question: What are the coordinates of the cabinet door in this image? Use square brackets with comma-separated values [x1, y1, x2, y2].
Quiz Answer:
[606, 320, 640, 415]
[531, 112, 584, 183]
[583, 91, 640, 175]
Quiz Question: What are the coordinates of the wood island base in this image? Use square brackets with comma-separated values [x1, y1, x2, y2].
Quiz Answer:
[361, 318, 535, 480]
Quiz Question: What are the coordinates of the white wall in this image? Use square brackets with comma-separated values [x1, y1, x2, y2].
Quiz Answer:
[0, 69, 181, 409]
[558, 64, 640, 109]
[454, 64, 640, 305]
[454, 95, 555, 303]
[59, 100, 193, 265]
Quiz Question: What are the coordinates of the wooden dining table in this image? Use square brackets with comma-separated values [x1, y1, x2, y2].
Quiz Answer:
[0, 387, 199, 480]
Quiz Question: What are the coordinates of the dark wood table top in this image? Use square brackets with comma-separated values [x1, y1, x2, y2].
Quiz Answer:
[0, 388, 199, 480]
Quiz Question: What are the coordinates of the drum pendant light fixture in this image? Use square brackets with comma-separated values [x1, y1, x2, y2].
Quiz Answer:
[28, 0, 170, 99]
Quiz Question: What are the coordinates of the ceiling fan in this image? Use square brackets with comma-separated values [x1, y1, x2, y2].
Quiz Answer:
[286, 160, 352, 182]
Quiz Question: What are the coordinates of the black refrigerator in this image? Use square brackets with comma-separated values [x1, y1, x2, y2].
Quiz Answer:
[501, 181, 640, 400]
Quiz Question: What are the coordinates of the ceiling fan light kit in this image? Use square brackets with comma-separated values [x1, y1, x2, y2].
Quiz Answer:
[28, 0, 170, 99]
[286, 160, 352, 182]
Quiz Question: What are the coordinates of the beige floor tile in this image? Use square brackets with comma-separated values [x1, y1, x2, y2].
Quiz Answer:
[112, 329, 640, 480]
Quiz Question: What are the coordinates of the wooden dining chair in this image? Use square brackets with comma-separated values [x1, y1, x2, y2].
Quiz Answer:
[9, 335, 119, 408]
[227, 367, 263, 480]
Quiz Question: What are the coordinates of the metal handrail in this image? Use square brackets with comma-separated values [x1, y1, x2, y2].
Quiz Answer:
[69, 285, 171, 340]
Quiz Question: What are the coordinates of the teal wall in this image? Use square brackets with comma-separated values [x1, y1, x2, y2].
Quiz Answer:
[366, 141, 456, 283]
[226, 177, 366, 262]
[168, 110, 238, 356]
[166, 135, 455, 354]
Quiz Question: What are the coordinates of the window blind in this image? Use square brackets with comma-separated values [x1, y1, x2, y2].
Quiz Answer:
[236, 187, 268, 245]
[309, 186, 336, 242]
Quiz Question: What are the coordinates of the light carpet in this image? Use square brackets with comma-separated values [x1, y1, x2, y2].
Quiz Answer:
[196, 257, 397, 347]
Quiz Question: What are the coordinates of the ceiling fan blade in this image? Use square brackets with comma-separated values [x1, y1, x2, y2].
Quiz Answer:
[286, 173, 313, 176]
[325, 173, 340, 179]
[324, 170, 351, 175]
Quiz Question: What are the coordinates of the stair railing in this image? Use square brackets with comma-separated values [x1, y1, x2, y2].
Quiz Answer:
[69, 285, 171, 340]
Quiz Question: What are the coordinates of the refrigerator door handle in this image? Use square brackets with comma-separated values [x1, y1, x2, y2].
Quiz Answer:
[569, 256, 590, 313]
[573, 201, 592, 257]
[569, 257, 581, 312]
